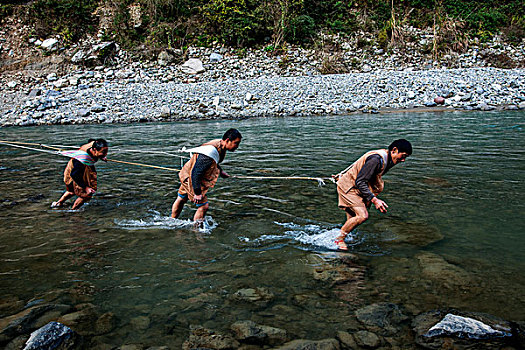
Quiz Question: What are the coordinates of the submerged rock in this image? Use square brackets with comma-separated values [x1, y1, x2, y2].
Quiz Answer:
[273, 338, 340, 350]
[355, 303, 409, 336]
[182, 326, 239, 350]
[231, 320, 287, 346]
[0, 304, 71, 344]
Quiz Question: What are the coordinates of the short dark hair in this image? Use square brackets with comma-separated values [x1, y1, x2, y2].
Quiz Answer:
[389, 139, 412, 155]
[88, 138, 108, 150]
[222, 128, 242, 141]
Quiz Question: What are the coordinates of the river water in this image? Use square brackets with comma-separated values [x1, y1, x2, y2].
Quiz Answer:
[0, 111, 524, 347]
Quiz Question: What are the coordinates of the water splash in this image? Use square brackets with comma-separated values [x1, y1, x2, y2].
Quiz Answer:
[115, 210, 218, 233]
[242, 221, 357, 251]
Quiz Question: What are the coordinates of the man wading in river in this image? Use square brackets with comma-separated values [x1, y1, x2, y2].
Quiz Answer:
[171, 129, 242, 222]
[332, 139, 412, 250]
[52, 139, 109, 210]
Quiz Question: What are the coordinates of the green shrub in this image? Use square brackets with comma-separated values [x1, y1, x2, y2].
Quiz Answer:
[30, 0, 98, 42]
[285, 15, 315, 43]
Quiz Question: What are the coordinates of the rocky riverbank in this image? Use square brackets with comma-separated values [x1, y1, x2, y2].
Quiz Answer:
[1, 65, 524, 127]
[1, 26, 524, 127]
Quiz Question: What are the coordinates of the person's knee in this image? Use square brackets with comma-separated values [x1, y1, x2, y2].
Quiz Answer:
[199, 203, 209, 211]
[355, 211, 368, 224]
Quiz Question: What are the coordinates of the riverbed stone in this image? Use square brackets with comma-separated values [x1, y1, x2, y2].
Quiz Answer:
[353, 330, 381, 348]
[335, 331, 357, 349]
[0, 304, 72, 344]
[233, 287, 274, 303]
[273, 338, 340, 350]
[182, 326, 240, 350]
[416, 252, 474, 288]
[355, 303, 408, 336]
[57, 305, 99, 336]
[231, 320, 287, 346]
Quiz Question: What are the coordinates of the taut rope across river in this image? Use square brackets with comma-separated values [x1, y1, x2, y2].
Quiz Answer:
[0, 140, 332, 186]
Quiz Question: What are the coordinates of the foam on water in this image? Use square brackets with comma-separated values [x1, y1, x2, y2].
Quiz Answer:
[115, 210, 218, 233]
[242, 221, 357, 251]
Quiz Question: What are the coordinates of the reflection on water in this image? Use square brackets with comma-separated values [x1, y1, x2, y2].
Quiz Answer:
[0, 111, 524, 347]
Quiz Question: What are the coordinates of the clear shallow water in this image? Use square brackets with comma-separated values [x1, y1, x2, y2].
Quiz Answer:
[0, 111, 524, 347]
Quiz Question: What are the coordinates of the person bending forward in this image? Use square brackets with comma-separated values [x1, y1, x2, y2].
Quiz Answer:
[171, 128, 242, 222]
[332, 139, 412, 250]
[52, 139, 108, 210]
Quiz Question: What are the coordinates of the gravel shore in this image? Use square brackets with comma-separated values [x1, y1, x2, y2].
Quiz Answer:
[1, 65, 524, 127]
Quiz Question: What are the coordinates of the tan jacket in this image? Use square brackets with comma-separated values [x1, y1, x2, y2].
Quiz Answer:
[63, 142, 98, 192]
[179, 139, 225, 192]
[337, 149, 389, 197]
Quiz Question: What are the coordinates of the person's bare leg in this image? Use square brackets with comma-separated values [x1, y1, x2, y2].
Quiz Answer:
[52, 191, 74, 207]
[193, 203, 209, 222]
[71, 197, 88, 210]
[171, 196, 187, 218]
[336, 207, 369, 249]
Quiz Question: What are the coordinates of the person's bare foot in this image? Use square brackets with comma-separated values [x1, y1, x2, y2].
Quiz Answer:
[334, 238, 348, 250]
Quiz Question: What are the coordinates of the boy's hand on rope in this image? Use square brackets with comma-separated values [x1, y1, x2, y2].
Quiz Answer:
[86, 187, 96, 195]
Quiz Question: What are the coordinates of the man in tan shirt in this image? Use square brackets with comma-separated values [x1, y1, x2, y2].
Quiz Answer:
[171, 128, 242, 222]
[332, 139, 412, 250]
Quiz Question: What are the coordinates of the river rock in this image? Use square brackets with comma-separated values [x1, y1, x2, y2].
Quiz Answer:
[413, 310, 513, 349]
[57, 304, 99, 336]
[77, 108, 90, 118]
[157, 50, 176, 66]
[355, 303, 408, 336]
[94, 312, 117, 335]
[353, 330, 381, 348]
[231, 320, 287, 346]
[210, 53, 223, 63]
[182, 326, 239, 350]
[335, 331, 358, 349]
[0, 304, 72, 344]
[23, 321, 77, 350]
[416, 252, 473, 288]
[41, 38, 58, 51]
[273, 338, 340, 350]
[434, 96, 445, 104]
[180, 58, 205, 74]
[233, 287, 274, 303]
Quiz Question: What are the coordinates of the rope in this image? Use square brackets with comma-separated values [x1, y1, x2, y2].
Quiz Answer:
[232, 175, 331, 186]
[0, 140, 334, 185]
[106, 159, 180, 172]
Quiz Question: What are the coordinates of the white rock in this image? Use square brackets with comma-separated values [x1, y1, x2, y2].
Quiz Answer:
[245, 92, 253, 101]
[7, 81, 17, 88]
[41, 38, 58, 50]
[180, 58, 205, 74]
[53, 79, 69, 88]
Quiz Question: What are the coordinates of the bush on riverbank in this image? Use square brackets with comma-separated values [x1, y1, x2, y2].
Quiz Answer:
[5, 0, 522, 52]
